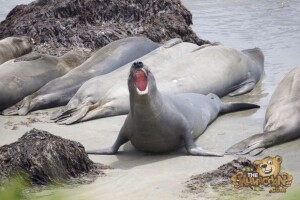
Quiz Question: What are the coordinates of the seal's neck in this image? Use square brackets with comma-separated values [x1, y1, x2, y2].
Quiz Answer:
[129, 90, 164, 119]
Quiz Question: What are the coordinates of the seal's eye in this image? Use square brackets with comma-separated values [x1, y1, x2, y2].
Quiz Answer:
[268, 160, 272, 165]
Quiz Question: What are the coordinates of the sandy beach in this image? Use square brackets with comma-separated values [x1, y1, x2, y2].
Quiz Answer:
[0, 81, 299, 199]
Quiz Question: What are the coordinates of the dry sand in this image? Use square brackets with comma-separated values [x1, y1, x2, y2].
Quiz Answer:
[0, 81, 299, 200]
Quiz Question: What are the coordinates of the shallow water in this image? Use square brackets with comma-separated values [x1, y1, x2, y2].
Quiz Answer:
[0, 0, 32, 21]
[183, 0, 300, 98]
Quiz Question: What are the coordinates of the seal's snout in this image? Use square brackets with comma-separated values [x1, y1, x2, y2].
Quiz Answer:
[132, 61, 144, 69]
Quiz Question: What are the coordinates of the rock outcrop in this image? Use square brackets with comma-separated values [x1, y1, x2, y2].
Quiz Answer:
[0, 0, 208, 56]
[184, 158, 255, 195]
[0, 129, 104, 185]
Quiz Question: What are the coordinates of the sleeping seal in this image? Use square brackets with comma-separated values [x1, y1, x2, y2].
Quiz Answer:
[87, 62, 260, 156]
[0, 52, 83, 111]
[4, 37, 159, 115]
[0, 36, 33, 64]
[54, 45, 264, 124]
[227, 67, 300, 155]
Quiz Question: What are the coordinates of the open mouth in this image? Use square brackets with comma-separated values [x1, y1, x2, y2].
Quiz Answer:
[263, 167, 273, 174]
[134, 69, 148, 95]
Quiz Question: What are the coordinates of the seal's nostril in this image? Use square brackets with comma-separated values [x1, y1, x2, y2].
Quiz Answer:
[132, 61, 144, 69]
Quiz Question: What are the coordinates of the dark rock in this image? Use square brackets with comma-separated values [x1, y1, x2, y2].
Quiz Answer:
[0, 0, 209, 56]
[185, 158, 255, 194]
[0, 128, 106, 185]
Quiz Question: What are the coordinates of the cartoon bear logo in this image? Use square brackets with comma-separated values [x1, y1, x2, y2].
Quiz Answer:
[253, 155, 282, 177]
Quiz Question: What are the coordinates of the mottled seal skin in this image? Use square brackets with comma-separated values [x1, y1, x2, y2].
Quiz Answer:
[86, 62, 259, 156]
[0, 51, 84, 112]
[0, 36, 33, 65]
[4, 37, 159, 116]
[226, 67, 300, 155]
[54, 44, 264, 125]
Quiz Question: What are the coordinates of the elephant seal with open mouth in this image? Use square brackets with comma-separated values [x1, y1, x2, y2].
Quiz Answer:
[54, 44, 264, 124]
[0, 36, 33, 65]
[227, 67, 300, 155]
[87, 62, 259, 156]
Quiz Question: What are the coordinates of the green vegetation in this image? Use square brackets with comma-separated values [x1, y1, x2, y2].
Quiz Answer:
[0, 174, 65, 200]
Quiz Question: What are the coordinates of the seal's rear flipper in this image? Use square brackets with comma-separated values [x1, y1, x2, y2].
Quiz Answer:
[221, 102, 260, 114]
[242, 48, 264, 64]
[2, 105, 18, 116]
[226, 132, 269, 155]
[2, 98, 30, 116]
[56, 105, 92, 125]
[228, 81, 256, 96]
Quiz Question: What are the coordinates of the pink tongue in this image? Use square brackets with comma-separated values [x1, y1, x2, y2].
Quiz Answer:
[135, 70, 147, 91]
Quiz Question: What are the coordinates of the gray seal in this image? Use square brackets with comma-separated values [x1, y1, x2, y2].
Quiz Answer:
[226, 67, 300, 155]
[0, 36, 33, 65]
[54, 44, 264, 124]
[87, 62, 260, 156]
[4, 37, 159, 115]
[0, 52, 83, 112]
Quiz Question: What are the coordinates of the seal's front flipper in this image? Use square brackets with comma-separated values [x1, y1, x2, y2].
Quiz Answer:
[226, 132, 267, 155]
[187, 147, 224, 157]
[228, 81, 256, 96]
[183, 133, 224, 157]
[86, 147, 119, 155]
[87, 128, 129, 155]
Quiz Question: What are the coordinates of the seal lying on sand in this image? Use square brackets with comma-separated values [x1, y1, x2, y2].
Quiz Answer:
[227, 67, 300, 155]
[0, 52, 83, 111]
[0, 36, 33, 64]
[87, 62, 259, 156]
[54, 45, 264, 124]
[4, 37, 159, 116]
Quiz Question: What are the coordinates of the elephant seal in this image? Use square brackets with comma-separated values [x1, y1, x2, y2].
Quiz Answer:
[4, 37, 159, 116]
[54, 45, 264, 124]
[0, 51, 83, 112]
[0, 36, 33, 65]
[226, 67, 300, 155]
[87, 62, 259, 156]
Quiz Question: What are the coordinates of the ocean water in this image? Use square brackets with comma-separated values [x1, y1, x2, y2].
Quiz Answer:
[0, 0, 32, 21]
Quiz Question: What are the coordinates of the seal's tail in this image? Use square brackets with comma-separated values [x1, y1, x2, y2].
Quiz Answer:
[221, 102, 260, 114]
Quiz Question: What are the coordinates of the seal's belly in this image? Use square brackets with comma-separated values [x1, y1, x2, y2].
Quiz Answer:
[130, 133, 183, 153]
